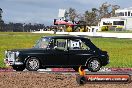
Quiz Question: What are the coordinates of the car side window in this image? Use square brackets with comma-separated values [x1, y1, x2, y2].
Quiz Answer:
[68, 39, 90, 50]
[54, 39, 67, 50]
[81, 41, 90, 50]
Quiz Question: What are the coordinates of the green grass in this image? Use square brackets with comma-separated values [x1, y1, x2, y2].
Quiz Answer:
[100, 30, 132, 33]
[90, 37, 132, 68]
[0, 32, 132, 68]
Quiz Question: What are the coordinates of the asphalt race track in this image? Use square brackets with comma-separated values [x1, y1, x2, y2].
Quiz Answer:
[1, 68, 132, 75]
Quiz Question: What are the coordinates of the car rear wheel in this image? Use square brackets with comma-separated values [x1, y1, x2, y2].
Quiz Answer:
[26, 57, 40, 71]
[87, 58, 101, 72]
[12, 65, 25, 71]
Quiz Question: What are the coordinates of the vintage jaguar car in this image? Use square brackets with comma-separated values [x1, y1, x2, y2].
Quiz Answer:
[4, 36, 109, 72]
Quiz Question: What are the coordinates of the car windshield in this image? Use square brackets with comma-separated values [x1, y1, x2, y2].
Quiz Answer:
[34, 37, 50, 48]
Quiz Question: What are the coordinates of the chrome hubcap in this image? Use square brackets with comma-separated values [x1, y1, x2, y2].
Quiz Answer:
[90, 60, 99, 70]
[28, 59, 39, 70]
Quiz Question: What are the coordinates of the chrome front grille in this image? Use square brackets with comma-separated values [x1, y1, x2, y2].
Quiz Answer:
[4, 51, 23, 66]
[6, 51, 15, 62]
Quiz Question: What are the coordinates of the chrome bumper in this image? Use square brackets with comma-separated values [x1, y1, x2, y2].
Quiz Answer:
[4, 58, 23, 66]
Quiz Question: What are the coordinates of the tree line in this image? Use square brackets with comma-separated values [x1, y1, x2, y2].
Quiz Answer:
[66, 2, 120, 26]
[3, 23, 46, 32]
[0, 22, 57, 32]
[0, 2, 120, 32]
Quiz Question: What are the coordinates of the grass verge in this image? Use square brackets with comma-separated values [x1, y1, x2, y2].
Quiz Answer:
[0, 32, 132, 68]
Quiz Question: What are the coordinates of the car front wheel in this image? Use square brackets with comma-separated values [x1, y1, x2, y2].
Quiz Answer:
[87, 58, 101, 72]
[26, 57, 40, 71]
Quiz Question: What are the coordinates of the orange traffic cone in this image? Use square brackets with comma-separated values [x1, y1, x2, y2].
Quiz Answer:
[78, 66, 86, 76]
[76, 66, 87, 85]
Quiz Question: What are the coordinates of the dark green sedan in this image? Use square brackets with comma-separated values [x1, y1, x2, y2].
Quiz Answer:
[4, 36, 109, 72]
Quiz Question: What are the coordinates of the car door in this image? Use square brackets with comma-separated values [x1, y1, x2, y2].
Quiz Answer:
[68, 39, 93, 66]
[45, 38, 68, 66]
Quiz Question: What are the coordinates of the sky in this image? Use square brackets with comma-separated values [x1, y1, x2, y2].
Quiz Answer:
[0, 0, 132, 25]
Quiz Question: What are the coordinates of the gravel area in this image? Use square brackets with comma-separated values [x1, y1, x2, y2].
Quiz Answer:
[0, 72, 131, 88]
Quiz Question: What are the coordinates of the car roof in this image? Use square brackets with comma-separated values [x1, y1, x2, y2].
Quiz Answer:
[42, 35, 89, 39]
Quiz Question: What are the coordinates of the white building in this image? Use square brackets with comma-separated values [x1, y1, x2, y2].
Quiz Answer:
[99, 7, 132, 31]
[115, 7, 132, 17]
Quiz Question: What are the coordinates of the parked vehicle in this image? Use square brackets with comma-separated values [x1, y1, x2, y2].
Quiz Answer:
[4, 36, 109, 72]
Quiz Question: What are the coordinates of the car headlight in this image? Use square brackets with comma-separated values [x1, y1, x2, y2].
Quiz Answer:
[5, 51, 8, 58]
[16, 51, 19, 57]
[5, 51, 7, 54]
[5, 50, 7, 55]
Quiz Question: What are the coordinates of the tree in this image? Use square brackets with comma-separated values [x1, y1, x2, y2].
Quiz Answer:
[0, 8, 4, 31]
[77, 14, 85, 22]
[111, 5, 120, 17]
[92, 2, 120, 23]
[68, 8, 77, 23]
[0, 8, 2, 21]
[8, 22, 14, 32]
[98, 2, 111, 19]
[92, 8, 98, 13]
[64, 11, 69, 20]
[84, 11, 97, 26]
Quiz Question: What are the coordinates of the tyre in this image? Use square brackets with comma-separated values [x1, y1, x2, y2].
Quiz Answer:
[26, 57, 40, 71]
[12, 65, 25, 71]
[87, 58, 101, 72]
[76, 75, 87, 85]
